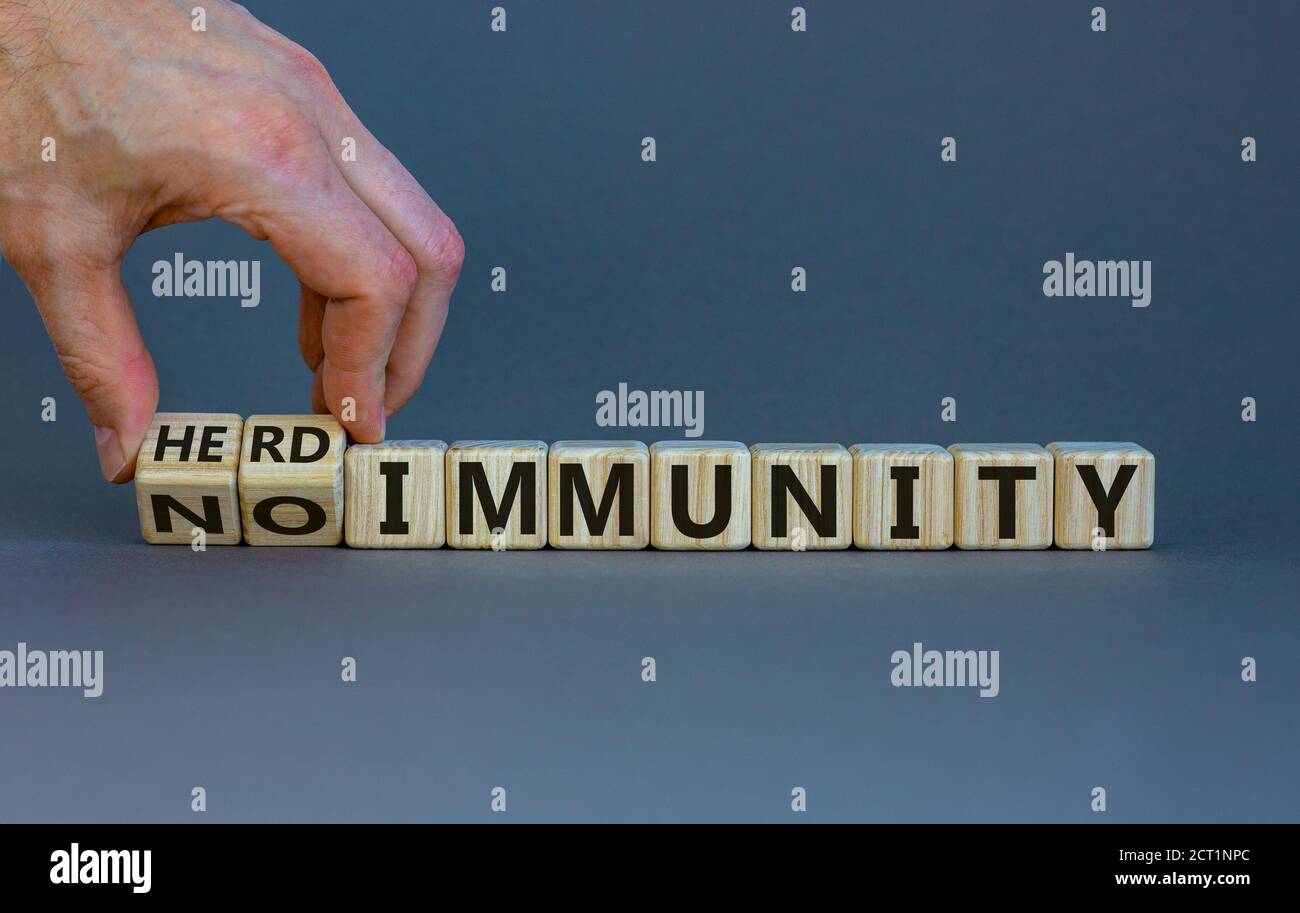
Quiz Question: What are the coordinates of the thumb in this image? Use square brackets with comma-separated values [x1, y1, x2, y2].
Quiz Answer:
[23, 262, 159, 482]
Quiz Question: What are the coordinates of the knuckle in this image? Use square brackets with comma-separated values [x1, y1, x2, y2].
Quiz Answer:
[284, 45, 336, 93]
[379, 243, 420, 303]
[57, 350, 115, 402]
[417, 216, 465, 282]
[229, 104, 320, 172]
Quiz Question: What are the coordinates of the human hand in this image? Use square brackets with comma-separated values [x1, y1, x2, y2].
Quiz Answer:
[0, 0, 463, 481]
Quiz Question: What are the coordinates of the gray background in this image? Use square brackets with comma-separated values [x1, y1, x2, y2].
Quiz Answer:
[0, 1, 1296, 822]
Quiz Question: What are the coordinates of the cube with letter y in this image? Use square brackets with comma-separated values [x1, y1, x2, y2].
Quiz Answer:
[238, 415, 346, 545]
[650, 441, 751, 550]
[446, 441, 548, 549]
[548, 441, 649, 549]
[751, 444, 852, 550]
[135, 412, 244, 544]
[950, 443, 1053, 549]
[345, 440, 447, 548]
[1046, 442, 1154, 549]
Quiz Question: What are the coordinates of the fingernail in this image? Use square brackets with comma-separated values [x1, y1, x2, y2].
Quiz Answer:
[94, 426, 130, 483]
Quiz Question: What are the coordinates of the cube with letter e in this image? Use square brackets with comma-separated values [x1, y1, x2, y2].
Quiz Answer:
[135, 412, 244, 545]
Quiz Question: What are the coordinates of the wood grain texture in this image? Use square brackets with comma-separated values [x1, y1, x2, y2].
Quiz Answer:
[446, 440, 548, 549]
[1046, 442, 1154, 549]
[135, 413, 244, 545]
[750, 444, 852, 550]
[547, 441, 649, 549]
[649, 441, 751, 550]
[238, 415, 346, 546]
[344, 440, 447, 548]
[850, 444, 953, 550]
[949, 443, 1053, 549]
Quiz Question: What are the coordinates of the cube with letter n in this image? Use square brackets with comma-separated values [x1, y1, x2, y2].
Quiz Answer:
[135, 412, 244, 545]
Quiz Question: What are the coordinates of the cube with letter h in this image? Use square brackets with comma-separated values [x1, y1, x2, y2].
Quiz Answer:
[238, 415, 346, 546]
[135, 412, 244, 544]
[548, 441, 649, 549]
[446, 441, 548, 549]
[751, 444, 852, 549]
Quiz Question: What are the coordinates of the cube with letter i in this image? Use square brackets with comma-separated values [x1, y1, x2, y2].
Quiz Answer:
[135, 413, 244, 545]
[850, 444, 953, 549]
[238, 415, 346, 546]
[345, 441, 447, 548]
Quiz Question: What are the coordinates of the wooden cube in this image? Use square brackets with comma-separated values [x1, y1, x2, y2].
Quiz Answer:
[950, 443, 1053, 549]
[238, 415, 346, 546]
[344, 440, 448, 548]
[548, 441, 649, 549]
[135, 412, 244, 545]
[850, 444, 953, 549]
[446, 441, 548, 549]
[751, 444, 852, 550]
[1046, 442, 1154, 549]
[650, 442, 751, 550]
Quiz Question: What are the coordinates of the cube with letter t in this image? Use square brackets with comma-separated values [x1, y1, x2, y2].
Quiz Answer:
[135, 412, 244, 544]
[238, 415, 346, 546]
[950, 443, 1053, 549]
[446, 441, 548, 549]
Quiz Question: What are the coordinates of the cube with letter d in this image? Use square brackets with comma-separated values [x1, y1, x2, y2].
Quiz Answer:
[238, 415, 346, 546]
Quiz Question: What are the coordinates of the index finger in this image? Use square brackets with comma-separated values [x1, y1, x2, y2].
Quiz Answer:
[225, 118, 417, 442]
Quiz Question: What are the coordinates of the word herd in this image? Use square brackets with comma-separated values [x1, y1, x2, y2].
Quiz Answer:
[134, 414, 1155, 551]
